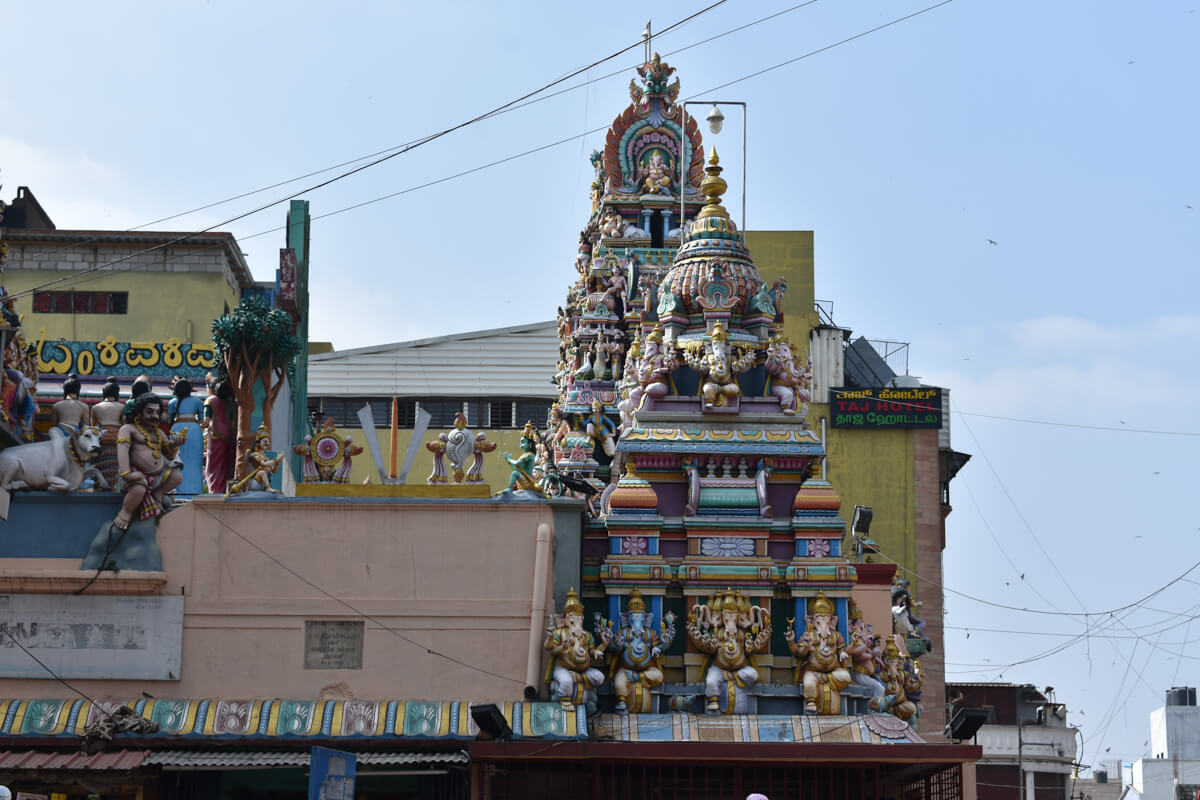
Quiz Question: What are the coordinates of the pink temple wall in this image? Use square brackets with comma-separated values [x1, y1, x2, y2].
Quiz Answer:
[0, 497, 558, 702]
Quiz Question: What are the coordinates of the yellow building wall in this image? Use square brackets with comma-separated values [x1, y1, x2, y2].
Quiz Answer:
[745, 229, 918, 577]
[7, 270, 241, 345]
[744, 230, 819, 351]
[323, 426, 533, 491]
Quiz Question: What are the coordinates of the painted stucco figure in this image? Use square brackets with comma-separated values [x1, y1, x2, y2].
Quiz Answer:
[787, 591, 852, 715]
[167, 377, 204, 494]
[682, 322, 752, 410]
[203, 377, 235, 494]
[687, 589, 770, 714]
[51, 373, 90, 434]
[90, 376, 125, 489]
[585, 400, 617, 458]
[846, 599, 886, 706]
[638, 149, 673, 195]
[502, 422, 539, 492]
[226, 424, 283, 495]
[0, 425, 106, 493]
[597, 588, 676, 714]
[544, 587, 608, 711]
[116, 393, 185, 530]
[764, 333, 812, 417]
[877, 637, 918, 721]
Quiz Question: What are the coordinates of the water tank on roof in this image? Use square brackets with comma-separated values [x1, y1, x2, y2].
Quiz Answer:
[1167, 687, 1197, 706]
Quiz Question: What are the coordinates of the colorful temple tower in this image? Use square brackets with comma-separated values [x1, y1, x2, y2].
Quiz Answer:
[545, 55, 923, 719]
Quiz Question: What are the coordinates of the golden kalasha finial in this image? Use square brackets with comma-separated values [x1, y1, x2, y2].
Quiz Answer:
[696, 148, 730, 220]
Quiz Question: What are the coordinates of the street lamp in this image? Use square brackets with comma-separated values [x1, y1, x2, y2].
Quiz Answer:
[680, 100, 747, 234]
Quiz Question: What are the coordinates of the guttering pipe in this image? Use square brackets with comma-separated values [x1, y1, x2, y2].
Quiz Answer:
[526, 522, 553, 693]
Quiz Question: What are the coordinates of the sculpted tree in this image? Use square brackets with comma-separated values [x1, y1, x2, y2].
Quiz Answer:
[211, 295, 300, 479]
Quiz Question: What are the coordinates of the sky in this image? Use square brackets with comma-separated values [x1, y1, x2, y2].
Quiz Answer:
[3, 0, 1198, 772]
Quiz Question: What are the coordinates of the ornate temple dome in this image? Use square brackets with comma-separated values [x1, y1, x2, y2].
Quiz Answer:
[658, 151, 765, 327]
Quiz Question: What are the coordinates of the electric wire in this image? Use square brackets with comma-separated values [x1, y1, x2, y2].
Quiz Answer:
[3, 0, 816, 273]
[0, 0, 731, 304]
[5, 0, 955, 304]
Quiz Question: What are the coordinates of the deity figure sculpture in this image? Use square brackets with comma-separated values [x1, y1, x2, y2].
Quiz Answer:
[845, 599, 886, 705]
[585, 400, 617, 457]
[203, 376, 235, 494]
[548, 403, 571, 457]
[600, 208, 625, 238]
[502, 422, 539, 492]
[596, 588, 677, 714]
[544, 587, 608, 710]
[764, 334, 812, 416]
[600, 266, 629, 321]
[638, 150, 673, 195]
[682, 322, 752, 410]
[786, 591, 852, 715]
[167, 377, 204, 494]
[226, 424, 283, 495]
[51, 373, 90, 434]
[687, 589, 771, 714]
[892, 578, 931, 654]
[619, 326, 671, 428]
[90, 376, 125, 488]
[122, 375, 152, 421]
[115, 393, 185, 530]
[876, 637, 918, 721]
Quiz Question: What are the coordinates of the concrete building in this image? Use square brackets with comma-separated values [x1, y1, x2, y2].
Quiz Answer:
[1127, 687, 1200, 800]
[948, 682, 1080, 800]
[1, 186, 254, 347]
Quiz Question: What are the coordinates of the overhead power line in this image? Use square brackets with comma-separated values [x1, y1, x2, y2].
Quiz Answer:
[5, 0, 954, 303]
[1, 0, 730, 304]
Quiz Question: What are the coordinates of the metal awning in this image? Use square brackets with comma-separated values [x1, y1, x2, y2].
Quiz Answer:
[0, 749, 148, 770]
[145, 750, 469, 770]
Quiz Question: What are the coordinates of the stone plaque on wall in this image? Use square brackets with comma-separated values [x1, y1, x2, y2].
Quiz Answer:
[305, 621, 364, 670]
[0, 594, 183, 680]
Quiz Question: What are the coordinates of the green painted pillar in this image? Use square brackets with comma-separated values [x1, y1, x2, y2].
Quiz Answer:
[287, 200, 311, 482]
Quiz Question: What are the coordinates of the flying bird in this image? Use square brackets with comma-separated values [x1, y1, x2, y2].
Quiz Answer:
[987, 239, 998, 245]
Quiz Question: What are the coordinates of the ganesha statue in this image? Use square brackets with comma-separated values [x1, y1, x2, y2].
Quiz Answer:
[595, 588, 676, 714]
[787, 591, 852, 715]
[681, 322, 754, 411]
[877, 636, 919, 721]
[544, 588, 608, 711]
[687, 588, 770, 714]
[846, 599, 886, 706]
[764, 332, 812, 416]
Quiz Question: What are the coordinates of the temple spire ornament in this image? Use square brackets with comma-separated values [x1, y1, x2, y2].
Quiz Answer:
[696, 149, 731, 221]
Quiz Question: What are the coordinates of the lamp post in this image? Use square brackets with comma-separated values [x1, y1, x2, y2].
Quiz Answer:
[679, 100, 747, 235]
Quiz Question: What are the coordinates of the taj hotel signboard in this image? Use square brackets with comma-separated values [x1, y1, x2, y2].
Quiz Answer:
[830, 387, 943, 430]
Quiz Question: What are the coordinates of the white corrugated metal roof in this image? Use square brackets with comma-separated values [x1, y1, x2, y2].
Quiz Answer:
[146, 750, 469, 768]
[308, 321, 558, 398]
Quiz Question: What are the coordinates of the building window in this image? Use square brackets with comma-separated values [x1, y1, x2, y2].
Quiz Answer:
[33, 291, 128, 314]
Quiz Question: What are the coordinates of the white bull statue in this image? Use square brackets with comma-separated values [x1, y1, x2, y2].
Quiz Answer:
[0, 425, 109, 492]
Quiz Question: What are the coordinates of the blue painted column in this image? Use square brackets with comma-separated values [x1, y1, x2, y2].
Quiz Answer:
[835, 597, 849, 643]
